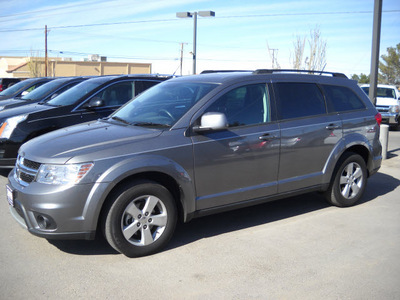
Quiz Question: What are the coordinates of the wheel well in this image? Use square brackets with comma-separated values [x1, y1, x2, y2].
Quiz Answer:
[342, 145, 370, 175]
[98, 172, 184, 231]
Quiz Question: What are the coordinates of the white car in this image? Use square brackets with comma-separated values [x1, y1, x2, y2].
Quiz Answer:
[361, 84, 400, 128]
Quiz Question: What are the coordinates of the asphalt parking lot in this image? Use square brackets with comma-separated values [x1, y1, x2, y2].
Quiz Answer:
[0, 131, 399, 299]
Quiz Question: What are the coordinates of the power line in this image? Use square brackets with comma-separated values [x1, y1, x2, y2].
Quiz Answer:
[217, 10, 400, 19]
[0, 0, 111, 19]
[0, 10, 399, 33]
[0, 18, 180, 32]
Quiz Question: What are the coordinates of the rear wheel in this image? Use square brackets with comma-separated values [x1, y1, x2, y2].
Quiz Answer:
[325, 153, 367, 207]
[103, 180, 177, 257]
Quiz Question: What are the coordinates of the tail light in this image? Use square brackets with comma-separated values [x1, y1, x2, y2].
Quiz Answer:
[375, 112, 382, 126]
[0, 84, 3, 92]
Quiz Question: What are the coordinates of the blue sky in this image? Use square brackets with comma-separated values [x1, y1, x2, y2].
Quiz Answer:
[1, 0, 399, 77]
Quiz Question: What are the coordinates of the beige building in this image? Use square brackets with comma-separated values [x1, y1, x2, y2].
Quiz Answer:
[0, 56, 152, 78]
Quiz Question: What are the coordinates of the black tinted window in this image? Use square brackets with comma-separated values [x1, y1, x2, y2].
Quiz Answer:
[93, 81, 134, 106]
[323, 85, 366, 112]
[274, 82, 326, 120]
[135, 81, 160, 96]
[206, 83, 270, 127]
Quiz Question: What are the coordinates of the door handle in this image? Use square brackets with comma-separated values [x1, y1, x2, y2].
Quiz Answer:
[326, 124, 341, 130]
[259, 133, 278, 141]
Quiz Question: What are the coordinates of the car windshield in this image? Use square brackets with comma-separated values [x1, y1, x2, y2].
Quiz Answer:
[21, 78, 70, 101]
[46, 76, 111, 106]
[111, 81, 217, 127]
[361, 86, 397, 99]
[0, 78, 36, 96]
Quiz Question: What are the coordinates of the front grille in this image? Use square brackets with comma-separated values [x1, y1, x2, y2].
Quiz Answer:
[15, 155, 41, 186]
[23, 158, 41, 170]
[376, 106, 389, 113]
[19, 172, 35, 183]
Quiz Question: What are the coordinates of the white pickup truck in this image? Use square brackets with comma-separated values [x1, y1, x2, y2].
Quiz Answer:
[361, 84, 400, 129]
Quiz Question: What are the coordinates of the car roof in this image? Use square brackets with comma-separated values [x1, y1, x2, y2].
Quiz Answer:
[361, 84, 398, 89]
[168, 70, 351, 85]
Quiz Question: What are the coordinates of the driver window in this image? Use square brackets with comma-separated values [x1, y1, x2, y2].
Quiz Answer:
[95, 81, 134, 107]
[205, 83, 270, 127]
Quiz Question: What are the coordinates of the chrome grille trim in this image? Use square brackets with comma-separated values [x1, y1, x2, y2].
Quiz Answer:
[14, 155, 41, 186]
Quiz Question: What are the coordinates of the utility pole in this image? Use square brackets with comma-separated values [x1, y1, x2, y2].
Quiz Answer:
[45, 25, 48, 77]
[368, 0, 382, 106]
[267, 42, 279, 69]
[179, 43, 185, 76]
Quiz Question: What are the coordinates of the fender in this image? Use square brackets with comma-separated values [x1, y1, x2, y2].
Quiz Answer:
[81, 154, 196, 231]
[322, 132, 374, 185]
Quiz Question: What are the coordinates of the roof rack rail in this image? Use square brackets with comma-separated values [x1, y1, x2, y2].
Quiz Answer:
[253, 69, 348, 78]
[200, 70, 252, 74]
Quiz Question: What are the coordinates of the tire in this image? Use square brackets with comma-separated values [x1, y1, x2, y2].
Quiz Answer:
[103, 180, 177, 257]
[325, 152, 367, 207]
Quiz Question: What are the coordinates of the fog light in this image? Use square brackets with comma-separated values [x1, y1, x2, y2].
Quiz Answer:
[35, 214, 56, 230]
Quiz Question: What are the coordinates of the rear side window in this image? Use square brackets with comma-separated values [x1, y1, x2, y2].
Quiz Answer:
[322, 85, 366, 112]
[274, 82, 326, 120]
[95, 81, 134, 106]
[135, 81, 160, 96]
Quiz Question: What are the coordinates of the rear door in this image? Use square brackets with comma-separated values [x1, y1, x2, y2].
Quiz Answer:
[272, 81, 343, 193]
[191, 82, 281, 210]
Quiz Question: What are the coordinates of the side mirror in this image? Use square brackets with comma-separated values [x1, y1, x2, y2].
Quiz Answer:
[84, 97, 104, 109]
[21, 91, 29, 97]
[193, 112, 228, 132]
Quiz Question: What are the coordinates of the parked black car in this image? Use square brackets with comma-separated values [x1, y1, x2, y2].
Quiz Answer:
[0, 74, 172, 167]
[0, 78, 26, 92]
[0, 77, 90, 112]
[0, 77, 54, 100]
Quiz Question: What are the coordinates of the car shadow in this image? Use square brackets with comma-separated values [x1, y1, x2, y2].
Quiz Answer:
[47, 171, 399, 257]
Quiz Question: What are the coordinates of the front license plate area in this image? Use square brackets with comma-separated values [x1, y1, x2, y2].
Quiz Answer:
[6, 185, 14, 207]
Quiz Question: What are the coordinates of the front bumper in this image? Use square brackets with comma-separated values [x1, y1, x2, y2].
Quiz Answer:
[7, 169, 104, 240]
[0, 138, 20, 168]
[379, 112, 399, 125]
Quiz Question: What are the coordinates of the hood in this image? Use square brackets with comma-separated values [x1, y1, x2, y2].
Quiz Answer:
[0, 102, 53, 121]
[20, 120, 163, 164]
[0, 98, 28, 109]
[0, 95, 14, 100]
[375, 97, 399, 106]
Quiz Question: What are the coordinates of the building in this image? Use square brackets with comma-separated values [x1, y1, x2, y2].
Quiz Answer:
[0, 56, 152, 78]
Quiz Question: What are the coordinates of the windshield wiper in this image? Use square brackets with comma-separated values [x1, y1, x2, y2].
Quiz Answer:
[132, 122, 171, 128]
[111, 116, 131, 125]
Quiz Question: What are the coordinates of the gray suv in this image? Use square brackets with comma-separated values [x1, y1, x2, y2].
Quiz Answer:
[6, 70, 382, 257]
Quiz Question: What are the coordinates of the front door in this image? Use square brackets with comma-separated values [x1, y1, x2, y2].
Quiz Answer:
[191, 83, 280, 210]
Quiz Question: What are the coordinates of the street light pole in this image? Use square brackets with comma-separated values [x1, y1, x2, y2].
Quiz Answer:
[369, 0, 382, 106]
[176, 11, 215, 75]
[192, 12, 197, 75]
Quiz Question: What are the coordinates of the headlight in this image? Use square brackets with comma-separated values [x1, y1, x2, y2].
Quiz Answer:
[389, 105, 399, 114]
[36, 163, 94, 185]
[0, 115, 28, 139]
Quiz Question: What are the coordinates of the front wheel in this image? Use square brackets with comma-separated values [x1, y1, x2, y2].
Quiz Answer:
[103, 181, 177, 257]
[325, 153, 367, 207]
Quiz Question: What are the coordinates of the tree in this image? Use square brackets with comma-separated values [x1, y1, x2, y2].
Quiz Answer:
[291, 26, 327, 71]
[379, 43, 400, 85]
[27, 50, 43, 77]
[351, 73, 370, 84]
